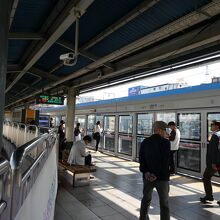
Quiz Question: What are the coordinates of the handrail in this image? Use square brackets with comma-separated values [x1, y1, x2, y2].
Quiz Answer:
[0, 157, 9, 176]
[10, 133, 49, 185]
[9, 131, 57, 220]
[0, 157, 10, 216]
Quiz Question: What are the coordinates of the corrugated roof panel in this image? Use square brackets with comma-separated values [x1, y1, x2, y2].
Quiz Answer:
[35, 44, 70, 71]
[20, 73, 40, 85]
[33, 79, 50, 89]
[62, 0, 143, 46]
[87, 0, 211, 57]
[8, 40, 31, 63]
[10, 0, 59, 32]
[53, 55, 93, 76]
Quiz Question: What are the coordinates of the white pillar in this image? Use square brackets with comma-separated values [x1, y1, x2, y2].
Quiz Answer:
[65, 87, 76, 148]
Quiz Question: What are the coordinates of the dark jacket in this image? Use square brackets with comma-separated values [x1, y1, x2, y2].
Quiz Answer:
[206, 132, 220, 166]
[58, 124, 65, 139]
[139, 134, 170, 181]
[74, 127, 81, 136]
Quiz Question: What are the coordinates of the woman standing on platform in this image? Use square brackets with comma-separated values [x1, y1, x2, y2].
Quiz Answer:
[74, 122, 81, 142]
[93, 121, 101, 152]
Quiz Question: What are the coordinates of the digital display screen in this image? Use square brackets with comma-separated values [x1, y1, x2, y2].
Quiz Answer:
[36, 94, 64, 105]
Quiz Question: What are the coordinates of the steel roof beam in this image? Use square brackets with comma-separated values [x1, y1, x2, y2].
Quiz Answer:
[80, 0, 160, 51]
[9, 0, 19, 30]
[7, 64, 59, 81]
[56, 40, 114, 70]
[8, 32, 43, 40]
[5, 0, 95, 93]
[29, 67, 60, 81]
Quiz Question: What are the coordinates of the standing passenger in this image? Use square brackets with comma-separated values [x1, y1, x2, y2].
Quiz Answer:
[139, 121, 170, 220]
[93, 121, 101, 152]
[200, 120, 220, 205]
[74, 122, 81, 141]
[58, 120, 65, 159]
[50, 118, 54, 128]
[168, 121, 180, 175]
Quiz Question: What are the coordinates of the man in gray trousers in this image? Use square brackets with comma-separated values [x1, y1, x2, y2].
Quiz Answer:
[139, 121, 171, 220]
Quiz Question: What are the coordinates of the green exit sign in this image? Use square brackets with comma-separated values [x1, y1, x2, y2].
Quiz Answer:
[36, 94, 64, 105]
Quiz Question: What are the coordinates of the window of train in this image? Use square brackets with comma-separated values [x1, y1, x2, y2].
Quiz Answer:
[103, 116, 115, 152]
[177, 113, 201, 172]
[75, 115, 86, 138]
[136, 113, 153, 158]
[87, 115, 95, 136]
[118, 115, 133, 156]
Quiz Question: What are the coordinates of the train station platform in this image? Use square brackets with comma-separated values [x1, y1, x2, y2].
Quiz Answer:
[55, 151, 220, 220]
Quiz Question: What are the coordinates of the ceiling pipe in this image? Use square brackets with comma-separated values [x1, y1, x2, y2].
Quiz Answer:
[62, 12, 80, 66]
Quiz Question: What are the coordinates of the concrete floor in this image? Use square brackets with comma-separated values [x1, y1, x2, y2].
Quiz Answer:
[55, 151, 220, 220]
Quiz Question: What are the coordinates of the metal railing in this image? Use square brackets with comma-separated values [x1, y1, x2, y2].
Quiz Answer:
[3, 122, 38, 147]
[0, 157, 10, 220]
[10, 131, 57, 220]
[1, 123, 58, 220]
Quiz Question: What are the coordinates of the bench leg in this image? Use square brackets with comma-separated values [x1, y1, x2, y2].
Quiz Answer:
[73, 173, 75, 187]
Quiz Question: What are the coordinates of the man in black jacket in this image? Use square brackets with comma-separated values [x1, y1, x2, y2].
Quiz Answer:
[200, 120, 220, 205]
[139, 121, 170, 220]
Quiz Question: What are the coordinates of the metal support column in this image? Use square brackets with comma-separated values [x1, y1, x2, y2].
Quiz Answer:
[0, 0, 10, 153]
[65, 87, 76, 149]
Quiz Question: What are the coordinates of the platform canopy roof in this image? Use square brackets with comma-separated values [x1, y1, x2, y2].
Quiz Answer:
[5, 0, 220, 108]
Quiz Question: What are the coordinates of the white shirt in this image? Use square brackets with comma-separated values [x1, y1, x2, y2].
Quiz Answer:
[94, 125, 101, 133]
[67, 140, 88, 165]
[170, 128, 180, 151]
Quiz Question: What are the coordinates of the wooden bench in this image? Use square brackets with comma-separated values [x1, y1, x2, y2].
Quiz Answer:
[58, 160, 96, 186]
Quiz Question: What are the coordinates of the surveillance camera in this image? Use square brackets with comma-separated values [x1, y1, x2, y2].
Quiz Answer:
[59, 53, 75, 61]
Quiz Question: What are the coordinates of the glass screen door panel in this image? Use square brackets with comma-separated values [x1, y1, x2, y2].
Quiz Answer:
[136, 136, 146, 158]
[103, 134, 115, 152]
[75, 115, 86, 138]
[96, 115, 104, 150]
[177, 112, 202, 177]
[87, 115, 95, 131]
[136, 113, 153, 158]
[118, 115, 133, 156]
[177, 142, 201, 172]
[137, 113, 153, 136]
[103, 116, 115, 152]
[118, 135, 132, 155]
[155, 112, 175, 124]
[178, 113, 201, 140]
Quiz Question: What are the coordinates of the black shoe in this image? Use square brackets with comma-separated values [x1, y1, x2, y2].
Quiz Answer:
[217, 201, 220, 206]
[200, 196, 214, 203]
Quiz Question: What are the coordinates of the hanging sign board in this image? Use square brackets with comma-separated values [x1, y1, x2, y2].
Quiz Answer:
[36, 94, 64, 105]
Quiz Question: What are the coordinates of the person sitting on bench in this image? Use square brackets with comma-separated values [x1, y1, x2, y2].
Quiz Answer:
[67, 135, 92, 166]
